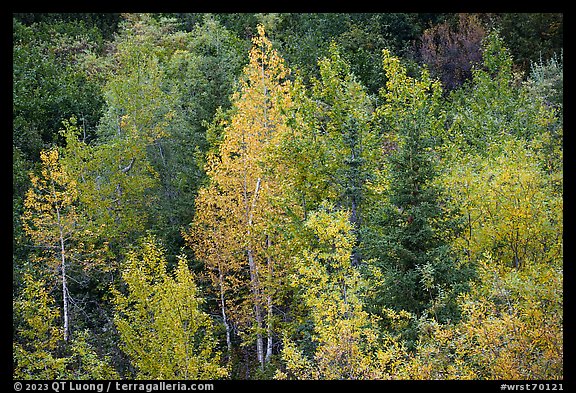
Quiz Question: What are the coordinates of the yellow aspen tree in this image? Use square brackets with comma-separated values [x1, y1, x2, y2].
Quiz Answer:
[185, 24, 293, 371]
[113, 235, 227, 379]
[22, 148, 78, 342]
[440, 138, 562, 269]
[276, 207, 408, 379]
[14, 271, 118, 379]
[13, 272, 67, 378]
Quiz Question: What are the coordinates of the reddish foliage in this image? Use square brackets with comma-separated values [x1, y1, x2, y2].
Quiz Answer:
[419, 14, 486, 92]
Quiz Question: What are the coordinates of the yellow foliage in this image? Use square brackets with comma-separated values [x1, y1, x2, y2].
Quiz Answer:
[184, 24, 297, 368]
[440, 138, 562, 269]
[407, 252, 562, 379]
[113, 235, 227, 379]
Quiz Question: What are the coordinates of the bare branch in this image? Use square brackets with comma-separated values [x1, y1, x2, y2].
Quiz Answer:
[121, 157, 136, 174]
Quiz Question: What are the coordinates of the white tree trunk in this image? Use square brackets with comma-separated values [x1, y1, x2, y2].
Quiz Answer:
[55, 204, 69, 342]
[51, 178, 70, 342]
[218, 265, 232, 357]
[245, 177, 265, 369]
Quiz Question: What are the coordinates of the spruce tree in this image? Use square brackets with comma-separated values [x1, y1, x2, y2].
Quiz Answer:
[371, 50, 467, 322]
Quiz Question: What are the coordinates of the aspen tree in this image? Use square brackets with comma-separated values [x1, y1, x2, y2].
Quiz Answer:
[13, 273, 67, 378]
[22, 148, 78, 342]
[14, 271, 118, 379]
[186, 24, 293, 371]
[113, 235, 227, 379]
[276, 207, 408, 379]
[440, 139, 562, 270]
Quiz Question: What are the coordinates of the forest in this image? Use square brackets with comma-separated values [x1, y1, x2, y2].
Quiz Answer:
[13, 13, 563, 381]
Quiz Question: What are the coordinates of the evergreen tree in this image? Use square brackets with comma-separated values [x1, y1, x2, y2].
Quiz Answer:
[270, 42, 378, 266]
[12, 13, 563, 380]
[369, 50, 468, 324]
[309, 43, 377, 265]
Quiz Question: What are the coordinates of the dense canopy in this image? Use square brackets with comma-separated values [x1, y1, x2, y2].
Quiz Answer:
[13, 13, 563, 382]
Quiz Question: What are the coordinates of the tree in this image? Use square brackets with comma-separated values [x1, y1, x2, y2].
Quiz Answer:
[309, 43, 377, 265]
[13, 272, 68, 378]
[494, 13, 563, 74]
[185, 24, 293, 372]
[59, 117, 158, 253]
[405, 251, 562, 379]
[13, 18, 105, 161]
[20, 121, 135, 376]
[418, 13, 486, 92]
[438, 32, 562, 271]
[276, 207, 408, 379]
[14, 272, 118, 379]
[95, 14, 246, 261]
[525, 52, 563, 122]
[22, 148, 79, 342]
[153, 14, 246, 257]
[113, 235, 227, 379]
[368, 50, 468, 323]
[444, 31, 558, 155]
[440, 138, 562, 270]
[13, 147, 32, 288]
[267, 42, 379, 266]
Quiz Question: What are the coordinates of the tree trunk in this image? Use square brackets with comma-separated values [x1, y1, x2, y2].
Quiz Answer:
[265, 294, 273, 363]
[247, 248, 265, 370]
[265, 236, 273, 363]
[245, 177, 265, 370]
[59, 225, 70, 342]
[51, 178, 70, 342]
[350, 197, 360, 267]
[55, 204, 69, 342]
[218, 265, 232, 358]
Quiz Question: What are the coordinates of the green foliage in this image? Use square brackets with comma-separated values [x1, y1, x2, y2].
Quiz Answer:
[13, 18, 105, 160]
[365, 49, 470, 325]
[13, 13, 562, 380]
[310, 43, 378, 222]
[113, 235, 227, 379]
[14, 13, 121, 40]
[65, 329, 119, 379]
[274, 43, 379, 266]
[13, 147, 32, 278]
[494, 13, 563, 73]
[525, 52, 563, 116]
[268, 13, 437, 95]
[59, 117, 158, 250]
[93, 14, 246, 260]
[444, 31, 558, 154]
[277, 207, 408, 379]
[13, 273, 117, 379]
